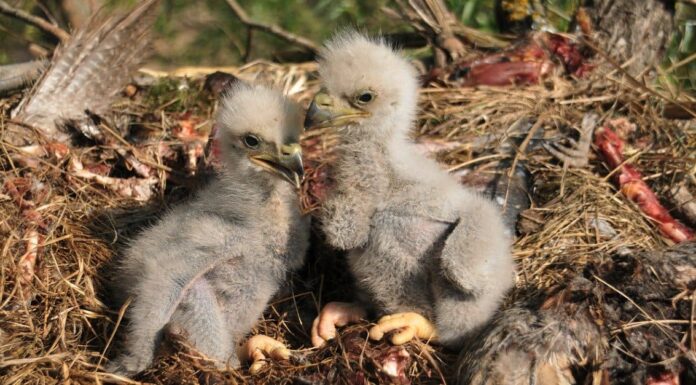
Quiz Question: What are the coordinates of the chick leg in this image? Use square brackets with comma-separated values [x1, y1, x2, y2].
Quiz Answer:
[237, 335, 291, 374]
[369, 312, 439, 345]
[108, 248, 239, 375]
[311, 301, 367, 347]
[108, 272, 230, 375]
[167, 278, 235, 365]
[434, 193, 515, 347]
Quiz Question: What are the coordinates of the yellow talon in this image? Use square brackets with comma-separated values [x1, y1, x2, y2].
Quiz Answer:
[238, 335, 291, 374]
[311, 302, 367, 348]
[368, 312, 438, 345]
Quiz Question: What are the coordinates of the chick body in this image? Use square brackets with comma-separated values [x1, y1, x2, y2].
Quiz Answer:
[110, 84, 309, 375]
[309, 33, 515, 347]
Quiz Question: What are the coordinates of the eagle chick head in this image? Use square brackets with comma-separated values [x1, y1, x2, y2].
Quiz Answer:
[309, 32, 419, 139]
[216, 83, 304, 188]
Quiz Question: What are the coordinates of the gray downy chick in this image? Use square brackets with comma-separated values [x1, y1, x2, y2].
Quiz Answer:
[305, 33, 516, 349]
[108, 83, 309, 376]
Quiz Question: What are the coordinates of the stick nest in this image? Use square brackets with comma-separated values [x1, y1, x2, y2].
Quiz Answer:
[1, 57, 694, 384]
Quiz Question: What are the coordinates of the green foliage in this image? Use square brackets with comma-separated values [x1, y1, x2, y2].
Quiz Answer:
[0, 0, 692, 78]
[447, 0, 499, 32]
[1, 0, 399, 66]
[120, 0, 400, 66]
[662, 1, 696, 95]
[447, 0, 581, 33]
[542, 0, 580, 32]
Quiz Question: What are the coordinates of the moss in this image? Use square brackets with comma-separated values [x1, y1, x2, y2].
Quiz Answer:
[144, 77, 205, 113]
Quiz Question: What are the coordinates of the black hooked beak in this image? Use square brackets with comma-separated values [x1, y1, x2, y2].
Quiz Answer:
[249, 143, 304, 189]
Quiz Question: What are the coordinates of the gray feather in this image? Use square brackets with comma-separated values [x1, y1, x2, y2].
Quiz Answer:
[11, 1, 160, 139]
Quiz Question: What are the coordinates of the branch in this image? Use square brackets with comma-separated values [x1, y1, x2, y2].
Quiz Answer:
[224, 0, 319, 53]
[581, 36, 696, 119]
[0, 1, 70, 42]
[389, 0, 508, 68]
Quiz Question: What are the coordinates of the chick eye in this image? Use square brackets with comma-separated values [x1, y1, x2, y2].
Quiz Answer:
[356, 91, 375, 104]
[243, 135, 260, 148]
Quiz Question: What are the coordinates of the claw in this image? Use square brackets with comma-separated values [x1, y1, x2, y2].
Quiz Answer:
[565, 137, 579, 148]
[237, 335, 291, 374]
[546, 113, 598, 168]
[368, 312, 438, 345]
[311, 302, 367, 348]
[544, 142, 587, 167]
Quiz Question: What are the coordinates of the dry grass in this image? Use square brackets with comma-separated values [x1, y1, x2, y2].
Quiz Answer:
[0, 55, 694, 384]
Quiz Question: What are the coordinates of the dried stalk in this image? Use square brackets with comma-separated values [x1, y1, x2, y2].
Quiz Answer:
[0, 0, 70, 42]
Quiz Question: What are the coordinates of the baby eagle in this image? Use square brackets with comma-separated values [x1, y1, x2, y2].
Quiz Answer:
[305, 33, 515, 348]
[109, 84, 309, 375]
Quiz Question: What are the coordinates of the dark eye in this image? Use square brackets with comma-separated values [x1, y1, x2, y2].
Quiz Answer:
[243, 135, 260, 148]
[356, 91, 375, 104]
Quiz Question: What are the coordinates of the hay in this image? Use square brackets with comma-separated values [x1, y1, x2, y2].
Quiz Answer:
[0, 53, 694, 385]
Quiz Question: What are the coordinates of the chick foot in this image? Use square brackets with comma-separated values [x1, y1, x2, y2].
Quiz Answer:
[544, 113, 598, 168]
[369, 312, 438, 345]
[311, 301, 367, 347]
[237, 335, 291, 374]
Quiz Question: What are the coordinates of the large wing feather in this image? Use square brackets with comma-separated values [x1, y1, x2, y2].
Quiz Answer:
[11, 1, 160, 139]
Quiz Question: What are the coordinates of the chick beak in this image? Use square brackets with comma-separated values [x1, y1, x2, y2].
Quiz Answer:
[250, 143, 304, 189]
[304, 91, 369, 130]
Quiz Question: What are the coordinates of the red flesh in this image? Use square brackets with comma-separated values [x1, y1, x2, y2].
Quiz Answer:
[594, 125, 694, 243]
[462, 61, 546, 86]
[451, 32, 593, 86]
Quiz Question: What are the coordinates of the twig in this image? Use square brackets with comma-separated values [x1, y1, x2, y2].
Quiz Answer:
[0, 1, 70, 42]
[390, 0, 507, 67]
[581, 37, 696, 119]
[593, 274, 679, 345]
[243, 28, 254, 62]
[224, 0, 319, 53]
[503, 116, 545, 211]
[665, 51, 696, 73]
[98, 297, 131, 369]
[0, 353, 70, 368]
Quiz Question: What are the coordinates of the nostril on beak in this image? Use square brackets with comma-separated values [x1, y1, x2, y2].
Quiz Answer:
[314, 92, 332, 107]
[280, 143, 301, 157]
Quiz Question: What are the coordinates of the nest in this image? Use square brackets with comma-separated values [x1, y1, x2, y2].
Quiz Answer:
[0, 54, 694, 384]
